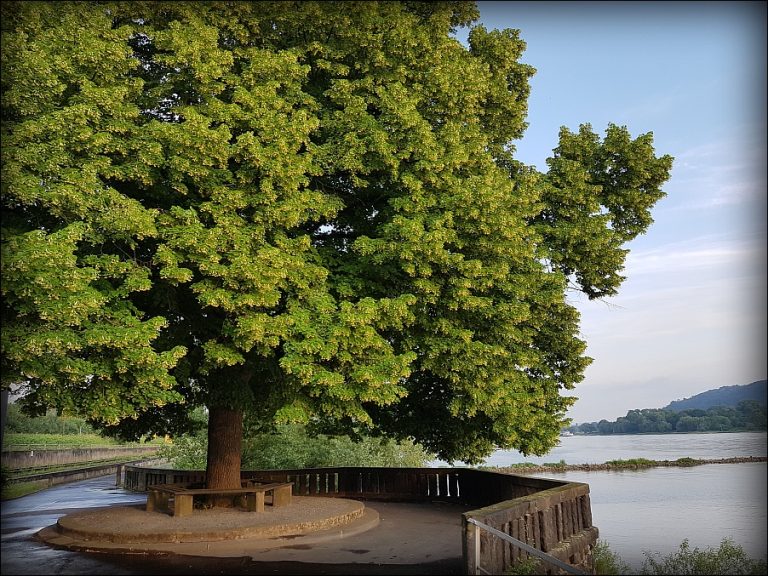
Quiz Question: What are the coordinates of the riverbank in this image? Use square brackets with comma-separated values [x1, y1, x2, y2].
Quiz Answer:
[487, 455, 767, 474]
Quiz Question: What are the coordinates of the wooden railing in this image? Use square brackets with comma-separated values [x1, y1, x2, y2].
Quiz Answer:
[121, 465, 598, 574]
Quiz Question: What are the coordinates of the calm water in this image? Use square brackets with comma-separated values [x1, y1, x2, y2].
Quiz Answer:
[541, 463, 766, 571]
[482, 431, 768, 467]
[435, 432, 768, 571]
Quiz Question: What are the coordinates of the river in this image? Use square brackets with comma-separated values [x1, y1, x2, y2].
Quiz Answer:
[435, 432, 768, 571]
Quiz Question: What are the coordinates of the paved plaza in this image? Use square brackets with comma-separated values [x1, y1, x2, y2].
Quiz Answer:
[1, 475, 469, 575]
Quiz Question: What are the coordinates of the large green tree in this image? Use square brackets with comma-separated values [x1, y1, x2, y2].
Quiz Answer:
[1, 1, 672, 489]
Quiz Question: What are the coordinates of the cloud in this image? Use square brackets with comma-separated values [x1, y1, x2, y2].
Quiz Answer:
[621, 235, 761, 279]
[663, 134, 767, 211]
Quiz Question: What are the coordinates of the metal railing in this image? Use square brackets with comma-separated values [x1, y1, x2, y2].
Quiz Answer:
[467, 517, 586, 575]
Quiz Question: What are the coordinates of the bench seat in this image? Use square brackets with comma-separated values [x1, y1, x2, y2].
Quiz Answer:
[146, 481, 293, 517]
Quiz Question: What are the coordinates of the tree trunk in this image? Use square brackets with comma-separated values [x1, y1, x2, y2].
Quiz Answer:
[206, 406, 243, 495]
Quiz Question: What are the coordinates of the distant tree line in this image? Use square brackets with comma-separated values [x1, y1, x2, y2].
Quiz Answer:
[4, 403, 96, 435]
[568, 401, 766, 435]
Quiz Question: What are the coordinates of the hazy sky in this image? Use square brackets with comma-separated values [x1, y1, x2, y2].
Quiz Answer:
[456, 1, 767, 422]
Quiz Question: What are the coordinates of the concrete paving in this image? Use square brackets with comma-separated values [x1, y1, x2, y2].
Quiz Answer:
[1, 475, 470, 575]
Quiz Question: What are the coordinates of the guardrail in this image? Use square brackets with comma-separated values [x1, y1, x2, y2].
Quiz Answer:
[122, 465, 598, 573]
[462, 480, 598, 574]
[467, 518, 586, 575]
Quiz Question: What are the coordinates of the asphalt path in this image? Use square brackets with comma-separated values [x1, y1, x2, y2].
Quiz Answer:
[1, 476, 465, 575]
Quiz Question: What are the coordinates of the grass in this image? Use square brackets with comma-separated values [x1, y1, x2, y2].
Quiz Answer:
[3, 433, 166, 450]
[604, 458, 657, 469]
[674, 457, 703, 467]
[497, 462, 540, 470]
[1, 433, 165, 501]
[593, 539, 631, 575]
[1, 456, 160, 501]
[1, 480, 50, 500]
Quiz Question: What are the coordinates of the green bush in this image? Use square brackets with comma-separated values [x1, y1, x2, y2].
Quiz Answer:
[504, 462, 539, 470]
[503, 557, 540, 575]
[641, 538, 767, 575]
[605, 458, 656, 469]
[3, 433, 123, 448]
[591, 539, 767, 575]
[158, 424, 433, 470]
[674, 457, 703, 467]
[593, 539, 631, 575]
[4, 404, 95, 435]
[157, 433, 208, 469]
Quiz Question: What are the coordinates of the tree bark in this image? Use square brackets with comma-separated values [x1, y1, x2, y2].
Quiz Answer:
[206, 406, 243, 492]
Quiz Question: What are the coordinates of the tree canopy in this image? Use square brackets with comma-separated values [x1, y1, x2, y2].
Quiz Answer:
[1, 1, 672, 480]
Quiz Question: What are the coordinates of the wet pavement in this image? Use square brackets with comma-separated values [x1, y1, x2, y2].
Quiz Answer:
[1, 476, 467, 575]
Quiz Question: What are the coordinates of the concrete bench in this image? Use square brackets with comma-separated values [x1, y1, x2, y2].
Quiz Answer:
[146, 481, 293, 517]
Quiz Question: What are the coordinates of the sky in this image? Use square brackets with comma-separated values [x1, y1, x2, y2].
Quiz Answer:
[456, 1, 767, 423]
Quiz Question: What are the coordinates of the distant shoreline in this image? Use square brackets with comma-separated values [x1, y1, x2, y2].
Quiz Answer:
[488, 455, 768, 474]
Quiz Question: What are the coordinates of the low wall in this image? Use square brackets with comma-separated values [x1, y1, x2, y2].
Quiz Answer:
[1, 446, 160, 470]
[462, 480, 598, 574]
[122, 465, 598, 574]
[7, 458, 161, 489]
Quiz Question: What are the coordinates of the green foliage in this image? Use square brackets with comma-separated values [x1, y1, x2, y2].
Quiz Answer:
[503, 557, 541, 575]
[674, 457, 702, 467]
[593, 539, 631, 575]
[605, 458, 656, 469]
[4, 402, 95, 435]
[1, 1, 672, 466]
[591, 539, 767, 575]
[157, 432, 208, 469]
[1, 479, 50, 501]
[3, 433, 125, 448]
[640, 538, 768, 575]
[501, 462, 540, 470]
[158, 424, 432, 470]
[664, 381, 767, 412]
[576, 401, 766, 435]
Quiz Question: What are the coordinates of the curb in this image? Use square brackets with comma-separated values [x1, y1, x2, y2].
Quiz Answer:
[37, 503, 381, 558]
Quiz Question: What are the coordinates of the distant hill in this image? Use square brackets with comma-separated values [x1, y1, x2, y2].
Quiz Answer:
[663, 380, 767, 412]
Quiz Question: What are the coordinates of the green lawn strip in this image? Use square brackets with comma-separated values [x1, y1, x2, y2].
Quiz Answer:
[3, 456, 147, 480]
[1, 455, 166, 500]
[3, 432, 166, 450]
[1, 480, 50, 500]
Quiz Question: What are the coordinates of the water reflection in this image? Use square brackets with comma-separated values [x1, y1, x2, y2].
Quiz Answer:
[545, 463, 767, 570]
[430, 433, 768, 571]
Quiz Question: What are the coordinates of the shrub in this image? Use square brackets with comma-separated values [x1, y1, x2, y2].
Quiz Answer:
[605, 458, 655, 469]
[158, 424, 433, 470]
[674, 457, 702, 467]
[641, 538, 767, 575]
[504, 557, 540, 575]
[593, 539, 631, 575]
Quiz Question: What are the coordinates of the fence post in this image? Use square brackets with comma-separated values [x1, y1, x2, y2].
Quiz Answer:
[475, 521, 481, 574]
[463, 515, 479, 575]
